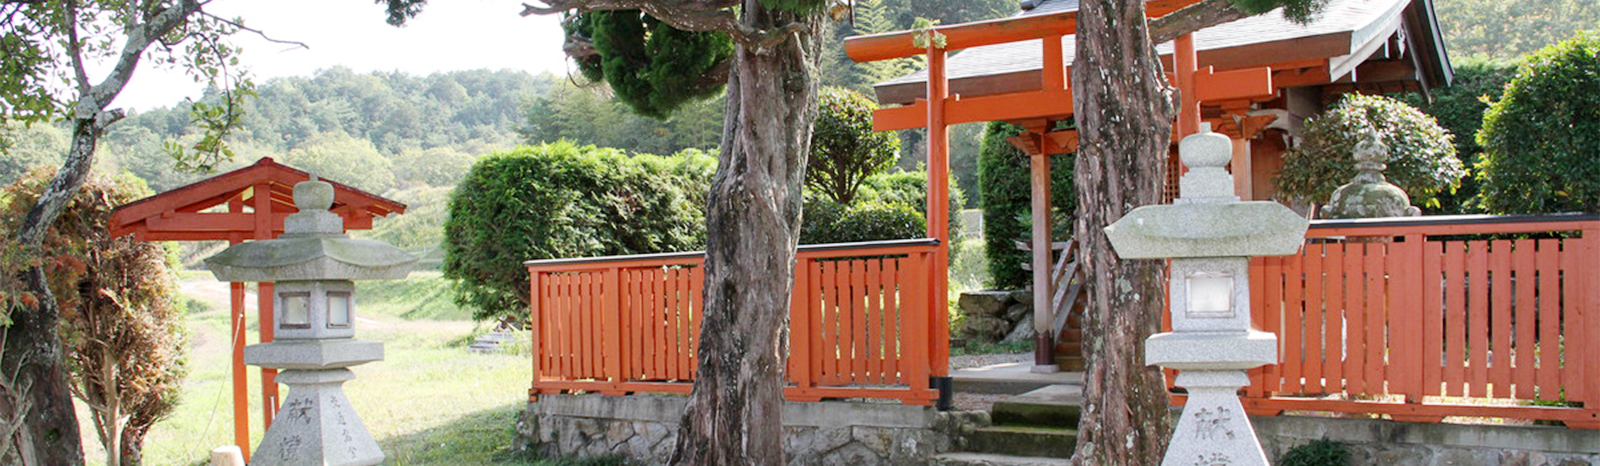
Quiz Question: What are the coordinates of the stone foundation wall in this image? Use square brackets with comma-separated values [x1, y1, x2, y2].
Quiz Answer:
[514, 395, 987, 466]
[1253, 416, 1600, 466]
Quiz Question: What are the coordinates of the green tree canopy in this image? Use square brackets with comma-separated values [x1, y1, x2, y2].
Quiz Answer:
[1475, 32, 1600, 214]
[282, 131, 395, 193]
[569, 10, 735, 119]
[1276, 93, 1464, 210]
[1436, 0, 1600, 60]
[807, 87, 900, 204]
[977, 121, 1074, 290]
[1400, 58, 1517, 214]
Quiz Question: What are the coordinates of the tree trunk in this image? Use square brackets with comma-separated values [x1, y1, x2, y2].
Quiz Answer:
[3, 113, 108, 466]
[1068, 0, 1177, 464]
[668, 3, 821, 466]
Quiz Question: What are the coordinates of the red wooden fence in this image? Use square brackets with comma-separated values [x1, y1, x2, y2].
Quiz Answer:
[525, 239, 944, 406]
[1232, 214, 1600, 428]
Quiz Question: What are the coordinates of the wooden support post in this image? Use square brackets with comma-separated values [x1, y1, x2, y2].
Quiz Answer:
[229, 279, 249, 459]
[1231, 138, 1252, 200]
[252, 182, 278, 429]
[927, 46, 952, 377]
[1029, 150, 1056, 371]
[1176, 33, 1200, 137]
[227, 192, 251, 458]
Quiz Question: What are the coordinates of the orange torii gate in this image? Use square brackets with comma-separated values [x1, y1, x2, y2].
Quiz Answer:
[843, 1, 1275, 369]
[109, 158, 405, 458]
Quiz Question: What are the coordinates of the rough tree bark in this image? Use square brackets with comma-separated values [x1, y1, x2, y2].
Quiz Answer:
[1068, 0, 1178, 464]
[669, 3, 822, 465]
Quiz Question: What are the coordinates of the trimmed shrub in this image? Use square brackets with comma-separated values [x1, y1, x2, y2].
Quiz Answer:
[977, 121, 1075, 290]
[442, 142, 714, 321]
[809, 86, 900, 205]
[1278, 439, 1349, 466]
[1475, 32, 1600, 214]
[800, 196, 925, 244]
[1276, 93, 1465, 211]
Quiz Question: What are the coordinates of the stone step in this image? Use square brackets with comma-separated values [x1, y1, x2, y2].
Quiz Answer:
[931, 452, 1074, 466]
[467, 342, 501, 354]
[964, 425, 1077, 458]
[991, 385, 1083, 429]
[1053, 356, 1086, 372]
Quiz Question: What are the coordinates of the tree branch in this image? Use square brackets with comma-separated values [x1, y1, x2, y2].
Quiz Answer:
[199, 11, 308, 49]
[1148, 0, 1250, 45]
[521, 0, 799, 50]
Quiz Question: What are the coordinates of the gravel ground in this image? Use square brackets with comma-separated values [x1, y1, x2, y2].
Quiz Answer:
[950, 352, 1030, 370]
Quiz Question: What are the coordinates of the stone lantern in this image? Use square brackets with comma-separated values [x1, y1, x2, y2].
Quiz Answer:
[205, 176, 416, 466]
[1105, 125, 1308, 466]
[1324, 127, 1422, 219]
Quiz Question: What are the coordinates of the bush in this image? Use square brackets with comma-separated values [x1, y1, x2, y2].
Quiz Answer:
[1276, 93, 1465, 211]
[808, 86, 900, 205]
[1, 169, 188, 466]
[1475, 32, 1600, 214]
[800, 169, 963, 248]
[977, 121, 1075, 290]
[442, 142, 714, 321]
[1401, 58, 1517, 214]
[1278, 439, 1349, 466]
[800, 196, 925, 244]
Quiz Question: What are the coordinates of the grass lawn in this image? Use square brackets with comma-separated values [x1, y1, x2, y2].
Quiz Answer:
[74, 276, 555, 466]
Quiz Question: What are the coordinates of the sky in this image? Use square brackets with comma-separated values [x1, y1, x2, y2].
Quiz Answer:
[112, 0, 570, 111]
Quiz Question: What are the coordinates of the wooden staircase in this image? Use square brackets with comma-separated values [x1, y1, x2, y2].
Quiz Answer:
[1018, 239, 1089, 371]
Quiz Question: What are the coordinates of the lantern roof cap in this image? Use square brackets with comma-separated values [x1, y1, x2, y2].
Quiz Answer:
[205, 178, 415, 282]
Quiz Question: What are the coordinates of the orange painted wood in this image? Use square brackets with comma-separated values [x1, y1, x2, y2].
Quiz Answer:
[604, 269, 623, 386]
[1343, 243, 1365, 394]
[791, 259, 813, 390]
[842, 0, 1199, 61]
[1390, 236, 1421, 399]
[665, 268, 681, 381]
[1467, 241, 1490, 397]
[1324, 244, 1344, 391]
[529, 271, 543, 390]
[866, 259, 884, 384]
[1536, 240, 1561, 397]
[884, 258, 901, 384]
[1308, 220, 1598, 239]
[1491, 240, 1514, 398]
[679, 266, 694, 381]
[1513, 240, 1537, 398]
[872, 89, 1077, 132]
[821, 260, 839, 384]
[1422, 240, 1444, 396]
[690, 265, 704, 378]
[1444, 242, 1467, 397]
[1265, 256, 1283, 393]
[809, 261, 825, 384]
[1236, 397, 1599, 424]
[1042, 34, 1066, 90]
[1193, 66, 1277, 103]
[1364, 243, 1385, 395]
[229, 280, 250, 458]
[1572, 228, 1599, 404]
[905, 252, 932, 391]
[1282, 252, 1304, 393]
[651, 267, 666, 380]
[1303, 244, 1324, 393]
[852, 260, 870, 385]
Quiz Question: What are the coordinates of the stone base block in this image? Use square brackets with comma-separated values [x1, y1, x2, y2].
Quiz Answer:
[515, 395, 986, 466]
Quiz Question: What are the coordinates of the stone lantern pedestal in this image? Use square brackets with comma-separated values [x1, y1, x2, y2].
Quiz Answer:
[1106, 125, 1308, 466]
[205, 177, 415, 466]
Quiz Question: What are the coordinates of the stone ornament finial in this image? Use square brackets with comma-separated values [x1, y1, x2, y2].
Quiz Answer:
[294, 174, 334, 212]
[1324, 126, 1422, 219]
[1176, 123, 1240, 204]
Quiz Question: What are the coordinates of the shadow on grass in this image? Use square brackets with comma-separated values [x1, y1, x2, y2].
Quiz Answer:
[378, 402, 625, 466]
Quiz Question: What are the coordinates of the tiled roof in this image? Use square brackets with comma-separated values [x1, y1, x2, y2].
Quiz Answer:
[878, 0, 1411, 88]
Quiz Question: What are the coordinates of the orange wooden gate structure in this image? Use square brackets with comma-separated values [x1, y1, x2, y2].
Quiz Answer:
[1224, 214, 1600, 428]
[525, 239, 944, 405]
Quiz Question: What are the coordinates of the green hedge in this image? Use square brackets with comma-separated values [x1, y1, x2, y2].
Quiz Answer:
[1401, 58, 1517, 214]
[800, 169, 962, 246]
[443, 142, 714, 320]
[977, 121, 1075, 290]
[1476, 32, 1600, 214]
